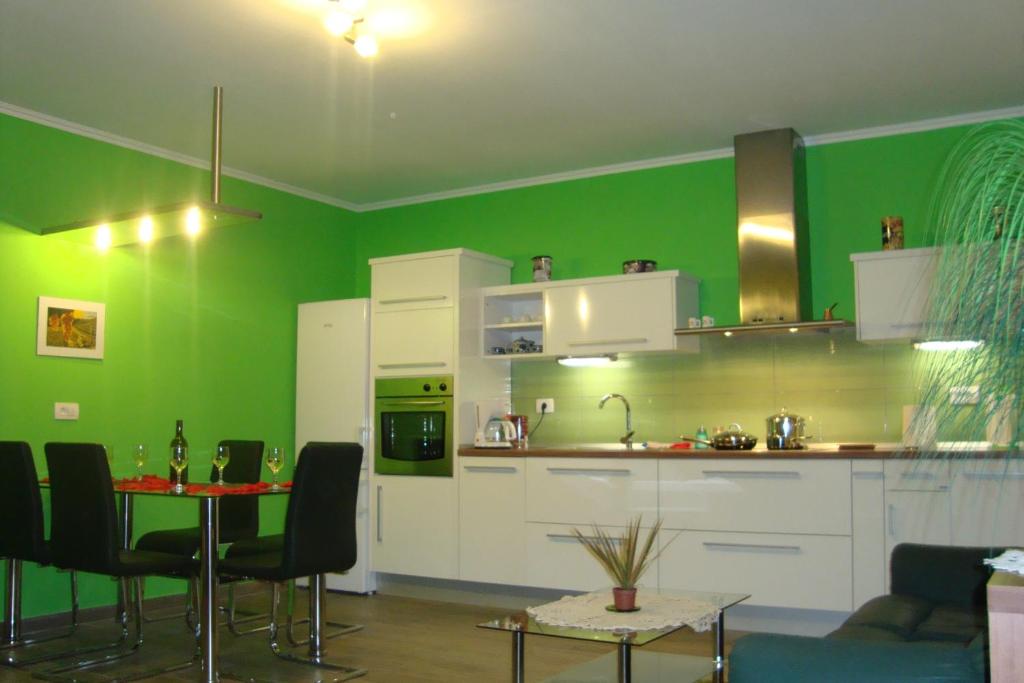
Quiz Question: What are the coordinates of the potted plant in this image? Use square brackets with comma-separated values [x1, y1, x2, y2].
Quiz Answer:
[572, 516, 668, 611]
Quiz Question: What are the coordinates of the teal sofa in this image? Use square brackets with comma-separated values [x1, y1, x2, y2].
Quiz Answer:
[729, 544, 1000, 683]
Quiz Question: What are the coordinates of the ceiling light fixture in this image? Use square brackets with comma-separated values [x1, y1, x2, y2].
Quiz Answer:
[556, 354, 618, 368]
[40, 87, 262, 248]
[324, 0, 379, 58]
[912, 340, 984, 352]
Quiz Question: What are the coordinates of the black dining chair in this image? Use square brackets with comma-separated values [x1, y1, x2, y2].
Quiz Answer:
[218, 442, 365, 680]
[42, 442, 197, 677]
[134, 439, 264, 621]
[0, 441, 79, 666]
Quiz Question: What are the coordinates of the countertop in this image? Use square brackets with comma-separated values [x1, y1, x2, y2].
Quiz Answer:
[458, 443, 1013, 459]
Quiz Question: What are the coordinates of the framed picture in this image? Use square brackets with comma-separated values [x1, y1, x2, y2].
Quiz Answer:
[37, 296, 105, 360]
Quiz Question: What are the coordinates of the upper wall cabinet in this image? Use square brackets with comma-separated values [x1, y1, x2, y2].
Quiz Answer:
[371, 253, 458, 312]
[481, 271, 700, 359]
[850, 247, 938, 342]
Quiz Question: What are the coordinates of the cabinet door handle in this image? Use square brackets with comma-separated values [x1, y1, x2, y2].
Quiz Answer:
[568, 338, 648, 347]
[899, 471, 937, 480]
[378, 295, 448, 305]
[547, 533, 619, 543]
[546, 467, 631, 475]
[376, 485, 383, 543]
[464, 465, 518, 473]
[887, 503, 896, 537]
[961, 472, 1024, 480]
[701, 470, 801, 479]
[852, 471, 884, 480]
[380, 400, 447, 407]
[702, 542, 801, 553]
[377, 362, 448, 369]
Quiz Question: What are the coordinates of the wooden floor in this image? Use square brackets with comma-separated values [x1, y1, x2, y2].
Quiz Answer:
[1, 590, 745, 682]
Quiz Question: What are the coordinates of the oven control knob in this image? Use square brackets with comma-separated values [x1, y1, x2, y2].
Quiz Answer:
[439, 382, 448, 392]
[422, 383, 431, 392]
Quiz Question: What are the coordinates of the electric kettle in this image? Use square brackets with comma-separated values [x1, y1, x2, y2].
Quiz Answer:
[475, 417, 516, 448]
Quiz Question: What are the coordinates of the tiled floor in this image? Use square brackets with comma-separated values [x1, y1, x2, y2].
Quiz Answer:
[2, 590, 741, 682]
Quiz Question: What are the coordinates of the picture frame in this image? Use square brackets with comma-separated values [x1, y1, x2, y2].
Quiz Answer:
[37, 296, 105, 360]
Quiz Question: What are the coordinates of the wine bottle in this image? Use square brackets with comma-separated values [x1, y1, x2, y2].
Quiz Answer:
[169, 419, 189, 484]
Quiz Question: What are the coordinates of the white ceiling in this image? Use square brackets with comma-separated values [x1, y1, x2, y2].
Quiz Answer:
[2, 0, 1023, 208]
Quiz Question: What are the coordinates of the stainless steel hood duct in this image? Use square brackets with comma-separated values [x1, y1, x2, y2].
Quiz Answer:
[677, 128, 850, 338]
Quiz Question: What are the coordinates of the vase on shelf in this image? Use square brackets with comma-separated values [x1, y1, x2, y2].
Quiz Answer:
[612, 587, 637, 612]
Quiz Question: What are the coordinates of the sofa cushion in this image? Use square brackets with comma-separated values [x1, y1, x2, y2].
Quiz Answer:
[911, 604, 986, 644]
[729, 633, 981, 683]
[832, 594, 932, 639]
[829, 624, 908, 642]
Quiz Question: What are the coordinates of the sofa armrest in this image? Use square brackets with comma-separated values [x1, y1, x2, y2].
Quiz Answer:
[729, 633, 982, 683]
[891, 543, 1002, 609]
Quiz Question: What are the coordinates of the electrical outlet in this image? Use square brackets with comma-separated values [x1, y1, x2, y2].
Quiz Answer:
[949, 386, 980, 405]
[536, 398, 555, 414]
[54, 402, 79, 420]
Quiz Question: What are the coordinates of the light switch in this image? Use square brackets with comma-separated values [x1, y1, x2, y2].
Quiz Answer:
[54, 402, 79, 420]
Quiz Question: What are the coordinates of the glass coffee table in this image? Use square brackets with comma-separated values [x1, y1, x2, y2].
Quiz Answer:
[478, 588, 749, 683]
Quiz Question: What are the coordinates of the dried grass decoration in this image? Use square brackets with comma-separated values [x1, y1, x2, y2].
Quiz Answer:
[571, 517, 674, 611]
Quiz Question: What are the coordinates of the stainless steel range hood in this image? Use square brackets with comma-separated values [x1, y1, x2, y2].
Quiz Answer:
[677, 128, 850, 338]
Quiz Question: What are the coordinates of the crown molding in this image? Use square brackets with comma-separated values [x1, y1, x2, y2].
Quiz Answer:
[0, 100, 360, 213]
[4, 99, 1022, 214]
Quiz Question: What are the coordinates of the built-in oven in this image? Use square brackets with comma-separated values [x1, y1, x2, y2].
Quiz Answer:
[374, 376, 453, 476]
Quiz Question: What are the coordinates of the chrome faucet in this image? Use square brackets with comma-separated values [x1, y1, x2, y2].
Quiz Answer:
[598, 393, 634, 449]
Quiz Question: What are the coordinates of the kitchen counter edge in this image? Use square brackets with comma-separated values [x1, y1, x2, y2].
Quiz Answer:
[458, 446, 1016, 460]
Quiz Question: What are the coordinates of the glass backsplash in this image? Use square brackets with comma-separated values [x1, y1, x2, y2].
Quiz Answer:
[510, 327, 978, 446]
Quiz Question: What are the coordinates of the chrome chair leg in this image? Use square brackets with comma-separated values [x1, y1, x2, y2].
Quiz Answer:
[266, 575, 365, 680]
[1, 569, 89, 667]
[285, 580, 362, 647]
[38, 577, 193, 682]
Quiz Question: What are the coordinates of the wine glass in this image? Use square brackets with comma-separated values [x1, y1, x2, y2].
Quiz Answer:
[132, 443, 148, 480]
[169, 444, 189, 493]
[266, 447, 285, 489]
[213, 445, 231, 485]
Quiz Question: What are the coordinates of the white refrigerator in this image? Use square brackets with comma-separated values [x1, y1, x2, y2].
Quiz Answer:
[295, 298, 376, 593]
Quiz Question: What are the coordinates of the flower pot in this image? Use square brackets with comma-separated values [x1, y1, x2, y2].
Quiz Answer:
[612, 587, 637, 612]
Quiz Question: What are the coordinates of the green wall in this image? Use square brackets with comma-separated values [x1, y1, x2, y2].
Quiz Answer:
[1, 113, 358, 617]
[354, 123, 978, 324]
[2, 109, 1014, 619]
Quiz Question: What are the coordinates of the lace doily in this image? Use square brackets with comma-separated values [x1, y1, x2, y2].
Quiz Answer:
[526, 590, 719, 633]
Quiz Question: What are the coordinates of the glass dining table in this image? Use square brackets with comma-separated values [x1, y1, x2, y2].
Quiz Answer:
[113, 477, 290, 683]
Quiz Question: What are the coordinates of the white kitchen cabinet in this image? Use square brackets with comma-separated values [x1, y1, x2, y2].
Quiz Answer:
[545, 272, 698, 356]
[372, 307, 454, 376]
[659, 459, 851, 535]
[525, 522, 659, 591]
[459, 457, 526, 585]
[850, 247, 939, 342]
[368, 249, 512, 583]
[371, 253, 456, 312]
[883, 459, 951, 585]
[371, 475, 459, 579]
[851, 462, 886, 609]
[659, 530, 853, 611]
[952, 458, 1024, 547]
[526, 458, 658, 527]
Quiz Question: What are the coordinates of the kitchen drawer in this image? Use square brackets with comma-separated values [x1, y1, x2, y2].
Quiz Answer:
[372, 255, 456, 311]
[372, 308, 454, 376]
[884, 459, 950, 491]
[525, 522, 659, 592]
[951, 459, 1024, 547]
[660, 530, 853, 611]
[526, 458, 658, 526]
[659, 460, 851, 535]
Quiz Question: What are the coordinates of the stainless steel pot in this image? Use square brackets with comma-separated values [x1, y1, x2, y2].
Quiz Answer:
[766, 408, 808, 450]
[682, 423, 758, 450]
